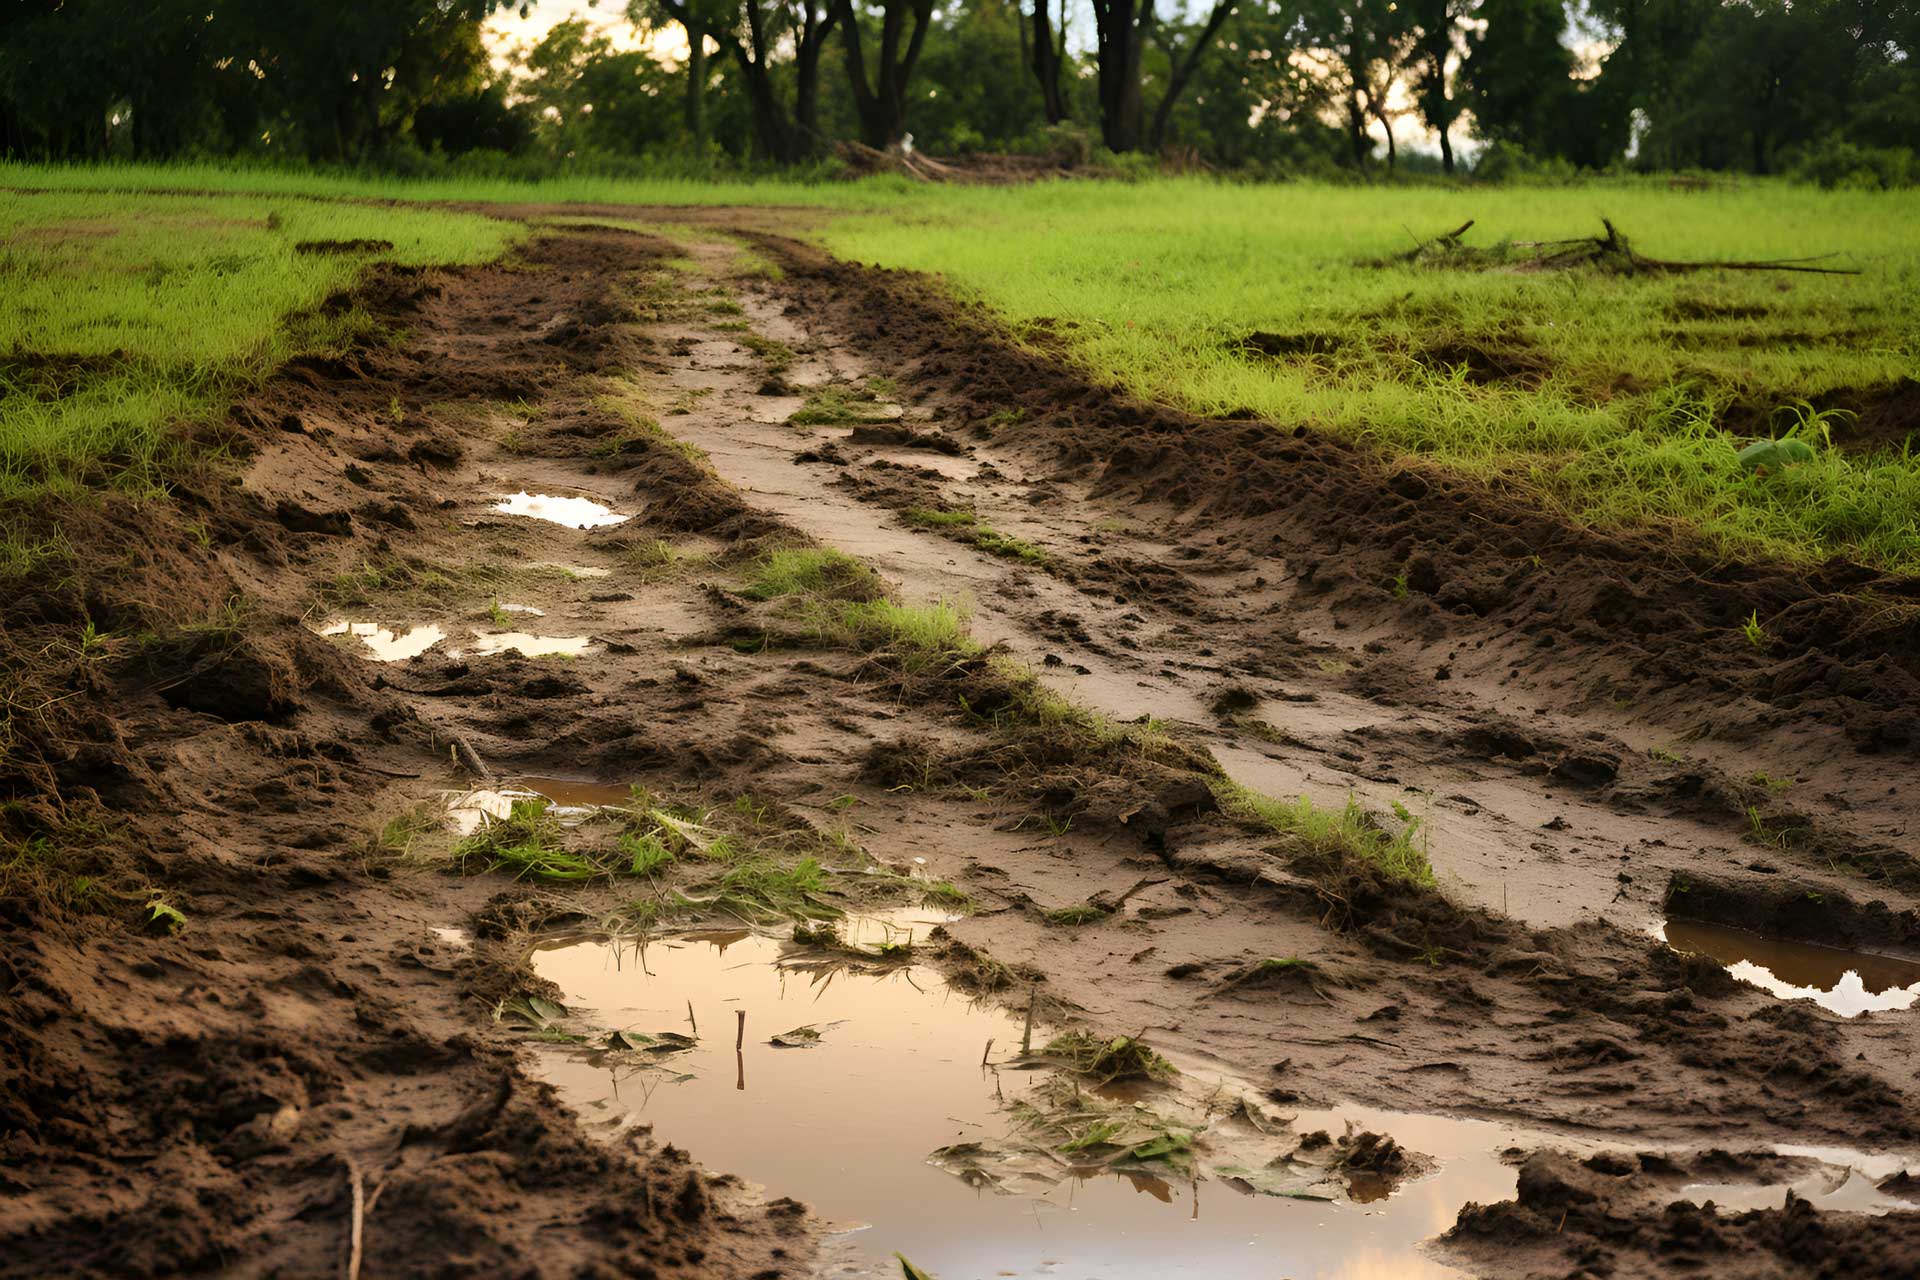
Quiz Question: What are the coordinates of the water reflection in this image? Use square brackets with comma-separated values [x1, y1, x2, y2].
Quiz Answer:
[1664, 918, 1920, 1016]
[494, 491, 629, 528]
[529, 926, 1517, 1279]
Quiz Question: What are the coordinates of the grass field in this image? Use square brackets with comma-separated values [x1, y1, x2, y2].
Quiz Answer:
[0, 189, 519, 512]
[821, 182, 1920, 572]
[5, 163, 1918, 572]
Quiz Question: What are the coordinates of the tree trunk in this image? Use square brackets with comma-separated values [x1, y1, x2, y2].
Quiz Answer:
[1145, 0, 1232, 151]
[1346, 89, 1369, 168]
[835, 0, 933, 148]
[683, 22, 708, 149]
[791, 1, 839, 153]
[1438, 123, 1454, 174]
[1092, 0, 1148, 151]
[1029, 0, 1068, 123]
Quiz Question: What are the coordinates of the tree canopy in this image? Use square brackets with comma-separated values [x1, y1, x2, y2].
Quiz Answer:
[3, 0, 1916, 181]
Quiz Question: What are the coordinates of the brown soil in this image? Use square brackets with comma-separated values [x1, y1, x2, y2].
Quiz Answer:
[5, 213, 1920, 1279]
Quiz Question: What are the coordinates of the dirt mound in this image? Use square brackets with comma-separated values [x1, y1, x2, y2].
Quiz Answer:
[1448, 1150, 1920, 1279]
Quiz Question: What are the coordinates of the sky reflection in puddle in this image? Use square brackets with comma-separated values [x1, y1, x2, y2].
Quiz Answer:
[1663, 917, 1920, 1016]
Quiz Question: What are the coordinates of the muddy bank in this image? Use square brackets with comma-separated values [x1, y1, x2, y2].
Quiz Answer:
[0, 231, 809, 1279]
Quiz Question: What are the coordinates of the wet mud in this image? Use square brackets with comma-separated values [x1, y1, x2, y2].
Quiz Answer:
[4, 215, 1919, 1280]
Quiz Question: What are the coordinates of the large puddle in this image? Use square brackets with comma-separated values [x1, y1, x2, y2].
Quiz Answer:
[494, 491, 630, 529]
[1663, 917, 1920, 1017]
[520, 919, 1920, 1277]
[528, 922, 1521, 1279]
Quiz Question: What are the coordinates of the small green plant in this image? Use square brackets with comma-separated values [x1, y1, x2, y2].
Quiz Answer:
[744, 547, 882, 602]
[788, 382, 893, 425]
[377, 805, 439, 854]
[487, 598, 510, 626]
[620, 831, 674, 876]
[921, 879, 970, 908]
[1648, 745, 1683, 765]
[144, 897, 186, 934]
[1390, 570, 1409, 599]
[1742, 609, 1770, 650]
[1748, 771, 1794, 794]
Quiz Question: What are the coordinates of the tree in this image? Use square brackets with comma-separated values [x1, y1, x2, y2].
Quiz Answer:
[1459, 0, 1576, 154]
[1403, 0, 1472, 172]
[651, 0, 842, 160]
[834, 0, 934, 148]
[629, 0, 732, 150]
[1019, 0, 1072, 123]
[1089, 0, 1238, 152]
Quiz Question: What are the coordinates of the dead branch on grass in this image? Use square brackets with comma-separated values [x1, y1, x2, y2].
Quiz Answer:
[1387, 218, 1859, 276]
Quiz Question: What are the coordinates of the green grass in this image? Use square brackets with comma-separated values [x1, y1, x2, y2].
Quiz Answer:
[1216, 781, 1436, 887]
[0, 188, 519, 510]
[821, 181, 1920, 574]
[13, 164, 1919, 572]
[742, 546, 882, 601]
[788, 383, 897, 426]
[902, 507, 1050, 565]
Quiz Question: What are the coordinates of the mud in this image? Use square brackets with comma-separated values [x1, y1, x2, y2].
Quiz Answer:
[4, 214, 1919, 1280]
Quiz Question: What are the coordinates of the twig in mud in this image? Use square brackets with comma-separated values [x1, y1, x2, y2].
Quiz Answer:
[982, 1037, 994, 1067]
[686, 999, 697, 1035]
[1021, 986, 1036, 1056]
[448, 733, 491, 779]
[341, 1157, 366, 1280]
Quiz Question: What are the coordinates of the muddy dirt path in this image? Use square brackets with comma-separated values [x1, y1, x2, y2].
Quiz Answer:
[8, 219, 1920, 1280]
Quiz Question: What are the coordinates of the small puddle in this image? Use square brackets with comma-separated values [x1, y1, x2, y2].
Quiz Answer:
[466, 629, 595, 659]
[1681, 1167, 1911, 1215]
[526, 919, 1531, 1279]
[494, 491, 630, 529]
[515, 776, 637, 810]
[529, 562, 612, 579]
[318, 619, 445, 662]
[1663, 918, 1920, 1016]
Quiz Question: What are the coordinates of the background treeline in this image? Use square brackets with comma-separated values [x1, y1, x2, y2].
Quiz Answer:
[3, 0, 1916, 184]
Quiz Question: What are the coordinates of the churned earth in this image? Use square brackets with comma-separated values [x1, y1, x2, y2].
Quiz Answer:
[3, 215, 1919, 1280]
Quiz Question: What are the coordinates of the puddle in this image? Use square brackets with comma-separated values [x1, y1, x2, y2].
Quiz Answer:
[432, 926, 471, 949]
[527, 921, 1529, 1279]
[516, 776, 637, 810]
[1681, 1167, 1912, 1215]
[497, 602, 546, 617]
[529, 561, 612, 579]
[494, 491, 630, 529]
[1663, 918, 1920, 1016]
[318, 619, 445, 662]
[466, 629, 595, 659]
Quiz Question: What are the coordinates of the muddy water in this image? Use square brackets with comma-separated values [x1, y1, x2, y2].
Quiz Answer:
[515, 776, 637, 809]
[494, 491, 630, 528]
[528, 922, 1527, 1279]
[464, 629, 595, 659]
[1663, 918, 1920, 1016]
[318, 619, 445, 661]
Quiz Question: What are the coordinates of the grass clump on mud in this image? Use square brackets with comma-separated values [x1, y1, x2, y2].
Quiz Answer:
[742, 546, 883, 602]
[788, 381, 897, 426]
[902, 507, 1049, 566]
[1039, 1030, 1174, 1084]
[1216, 781, 1435, 888]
